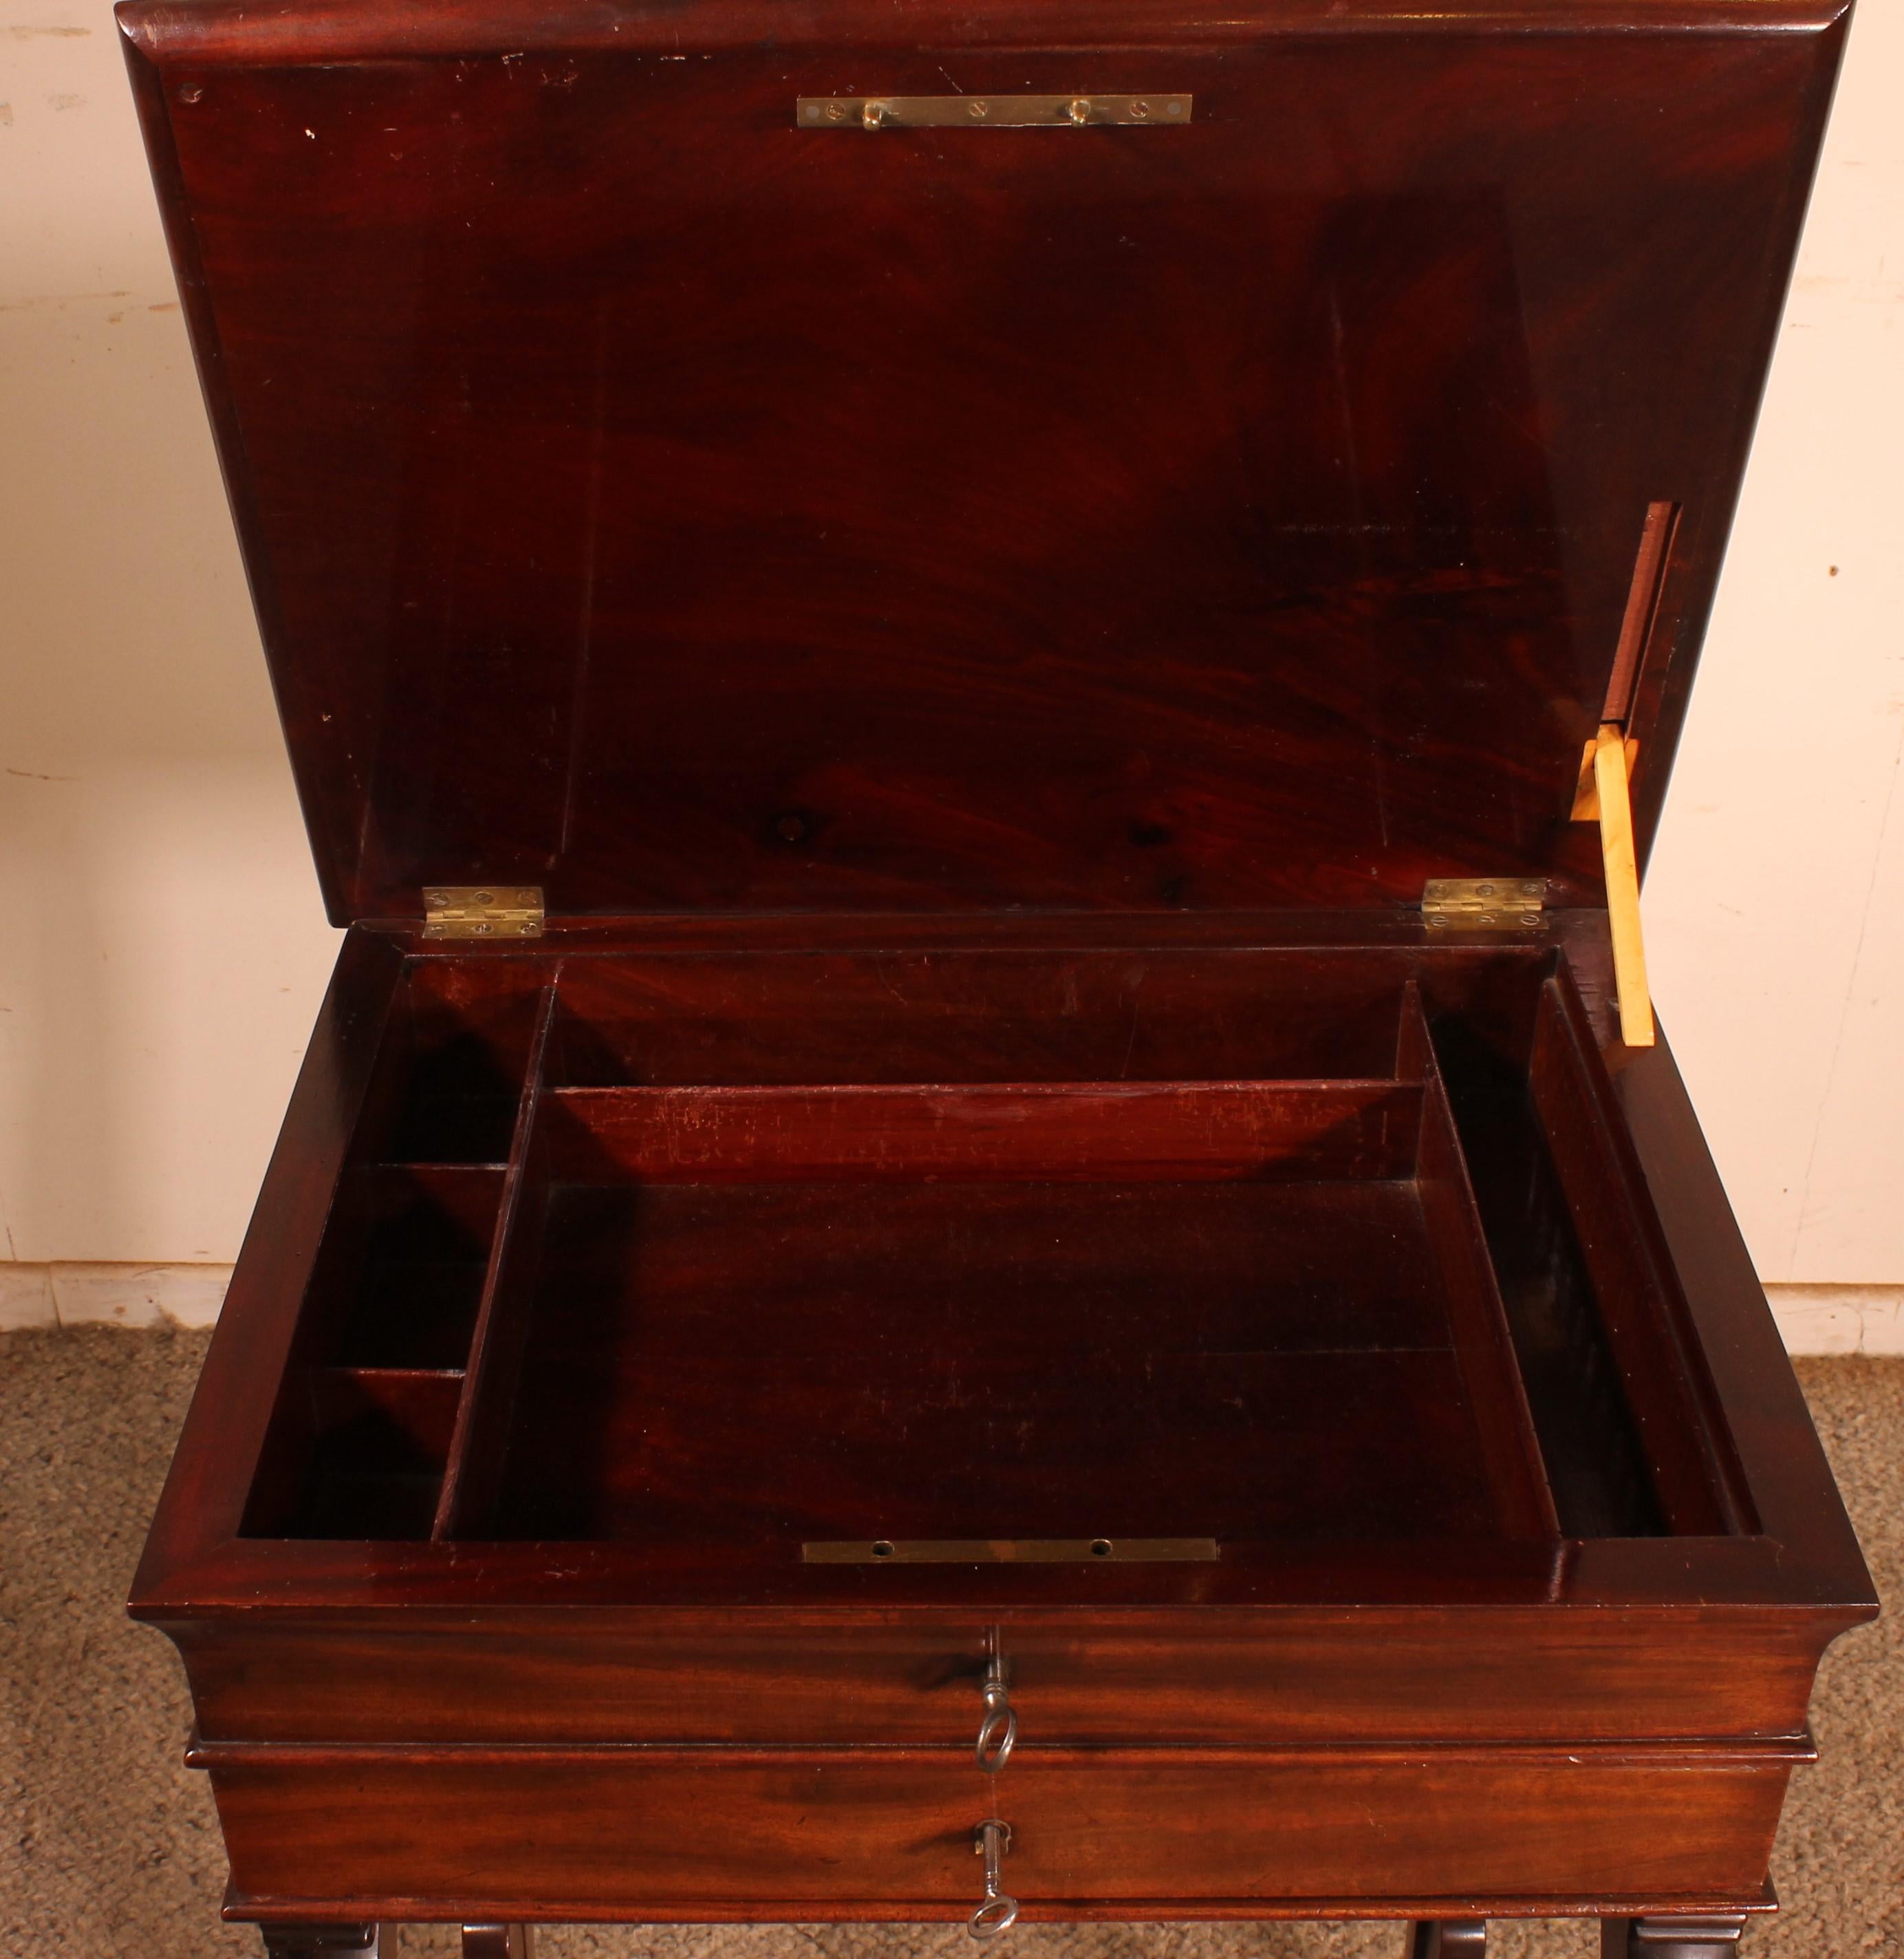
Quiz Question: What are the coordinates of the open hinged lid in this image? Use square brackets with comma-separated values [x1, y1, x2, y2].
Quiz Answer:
[120, 0, 1846, 929]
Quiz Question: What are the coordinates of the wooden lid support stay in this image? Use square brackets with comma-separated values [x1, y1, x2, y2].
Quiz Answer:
[1570, 499, 1676, 1048]
[1579, 724, 1654, 1048]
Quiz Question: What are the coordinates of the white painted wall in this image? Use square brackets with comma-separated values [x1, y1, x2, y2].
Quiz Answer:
[2, 0, 341, 1268]
[1, 0, 1899, 1303]
[1645, 0, 1904, 1288]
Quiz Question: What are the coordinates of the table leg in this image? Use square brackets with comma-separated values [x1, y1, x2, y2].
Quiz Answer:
[463, 1928, 537, 1959]
[1405, 1920, 1488, 1958]
[260, 1929, 380, 1959]
[1601, 1915, 1750, 1959]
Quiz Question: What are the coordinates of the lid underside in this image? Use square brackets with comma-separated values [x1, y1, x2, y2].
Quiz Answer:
[122, 0, 1844, 923]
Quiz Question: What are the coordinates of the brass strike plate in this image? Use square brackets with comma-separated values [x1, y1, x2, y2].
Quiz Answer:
[422, 886, 544, 940]
[797, 94, 1191, 131]
[1421, 878, 1546, 931]
[803, 1537, 1219, 1563]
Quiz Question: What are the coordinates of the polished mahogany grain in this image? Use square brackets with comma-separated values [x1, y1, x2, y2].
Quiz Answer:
[493, 1180, 1514, 1544]
[143, 931, 1863, 1604]
[165, 1605, 1847, 1749]
[197, 1742, 1802, 1918]
[122, 3, 1843, 925]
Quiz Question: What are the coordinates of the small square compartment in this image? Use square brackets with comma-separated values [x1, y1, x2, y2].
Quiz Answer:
[264, 1367, 463, 1540]
[368, 962, 545, 1165]
[325, 1165, 505, 1371]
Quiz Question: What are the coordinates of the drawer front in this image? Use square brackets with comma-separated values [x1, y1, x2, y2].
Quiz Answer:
[177, 1612, 1829, 1747]
[209, 1745, 1791, 1918]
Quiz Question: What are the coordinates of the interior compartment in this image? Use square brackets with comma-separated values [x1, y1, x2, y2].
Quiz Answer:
[366, 961, 545, 1165]
[489, 1174, 1546, 1546]
[473, 963, 1563, 1557]
[544, 951, 1413, 1087]
[243, 1165, 506, 1537]
[288, 1369, 462, 1539]
[244, 1165, 519, 1544]
[244, 942, 1751, 1557]
[322, 1165, 506, 1372]
[1429, 1008, 1666, 1539]
[246, 1356, 466, 1539]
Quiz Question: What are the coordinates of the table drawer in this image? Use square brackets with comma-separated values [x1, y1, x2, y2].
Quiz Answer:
[175, 1612, 1830, 1747]
[207, 1742, 1796, 1920]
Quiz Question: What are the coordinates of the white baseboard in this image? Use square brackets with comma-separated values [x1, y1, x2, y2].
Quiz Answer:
[1761, 1284, 1904, 1356]
[1, 1264, 1899, 1355]
[0, 1262, 232, 1330]
[0, 1264, 57, 1330]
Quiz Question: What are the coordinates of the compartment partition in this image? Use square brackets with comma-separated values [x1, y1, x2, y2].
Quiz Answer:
[537, 1079, 1422, 1184]
[434, 985, 559, 1539]
[1401, 986, 1559, 1545]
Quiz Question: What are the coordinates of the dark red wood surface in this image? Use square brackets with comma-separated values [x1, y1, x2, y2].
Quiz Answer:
[539, 1079, 1422, 1180]
[206, 940, 1654, 1570]
[166, 1606, 1843, 1747]
[122, 919, 1874, 1938]
[130, 921, 1876, 1616]
[195, 1741, 1801, 1917]
[490, 1181, 1515, 1544]
[120, 1, 1846, 925]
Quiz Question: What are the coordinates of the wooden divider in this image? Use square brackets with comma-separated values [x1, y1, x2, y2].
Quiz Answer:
[1400, 984, 1561, 1545]
[537, 1079, 1424, 1183]
[433, 983, 561, 1539]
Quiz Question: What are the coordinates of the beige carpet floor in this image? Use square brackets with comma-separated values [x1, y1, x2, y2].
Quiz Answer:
[1, 1328, 1896, 1959]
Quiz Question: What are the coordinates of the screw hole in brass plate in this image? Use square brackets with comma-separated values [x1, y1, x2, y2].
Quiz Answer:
[802, 1537, 1218, 1564]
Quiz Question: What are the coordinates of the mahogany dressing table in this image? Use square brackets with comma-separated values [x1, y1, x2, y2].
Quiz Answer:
[117, 1, 1876, 1954]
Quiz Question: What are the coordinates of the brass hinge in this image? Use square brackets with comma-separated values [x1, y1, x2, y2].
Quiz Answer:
[422, 886, 543, 940]
[1421, 878, 1546, 930]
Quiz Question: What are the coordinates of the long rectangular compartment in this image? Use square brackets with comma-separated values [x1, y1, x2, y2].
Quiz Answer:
[241, 943, 1748, 1567]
